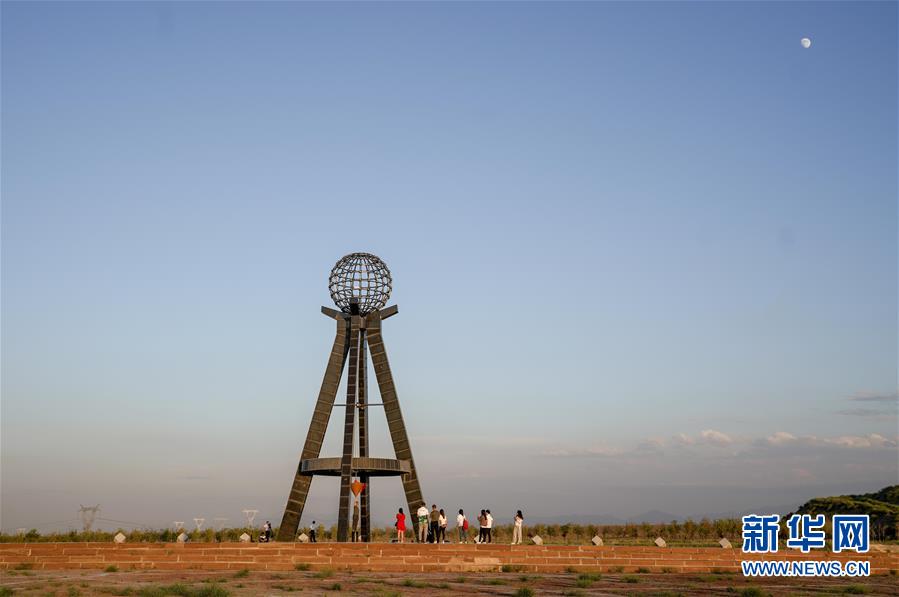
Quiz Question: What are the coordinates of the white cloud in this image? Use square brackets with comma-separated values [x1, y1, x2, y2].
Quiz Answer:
[542, 446, 622, 458]
[671, 433, 695, 446]
[758, 432, 898, 450]
[828, 434, 897, 449]
[544, 431, 898, 460]
[699, 429, 733, 447]
[764, 431, 797, 446]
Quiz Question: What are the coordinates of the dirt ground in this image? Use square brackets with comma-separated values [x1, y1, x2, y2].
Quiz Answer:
[2, 568, 897, 596]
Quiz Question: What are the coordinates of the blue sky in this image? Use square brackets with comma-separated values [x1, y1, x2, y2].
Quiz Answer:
[2, 1, 896, 532]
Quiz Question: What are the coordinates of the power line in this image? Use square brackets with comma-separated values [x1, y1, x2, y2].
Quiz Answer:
[96, 518, 151, 529]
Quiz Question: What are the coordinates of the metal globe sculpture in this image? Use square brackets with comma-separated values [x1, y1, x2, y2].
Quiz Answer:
[328, 252, 392, 315]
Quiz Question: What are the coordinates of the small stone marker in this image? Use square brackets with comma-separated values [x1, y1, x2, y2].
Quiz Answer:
[530, 535, 543, 545]
[591, 535, 603, 546]
[297, 533, 309, 543]
[114, 532, 126, 544]
[719, 537, 732, 549]
[239, 533, 251, 543]
[654, 537, 667, 548]
[176, 532, 188, 543]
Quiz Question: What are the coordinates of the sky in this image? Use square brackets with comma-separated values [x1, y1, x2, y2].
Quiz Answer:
[1, 1, 897, 533]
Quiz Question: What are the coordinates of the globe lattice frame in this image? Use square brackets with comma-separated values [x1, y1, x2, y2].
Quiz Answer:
[328, 253, 392, 316]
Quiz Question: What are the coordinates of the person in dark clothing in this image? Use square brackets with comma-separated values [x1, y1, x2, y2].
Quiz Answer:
[457, 509, 469, 544]
[438, 509, 447, 543]
[428, 505, 440, 544]
[309, 521, 317, 543]
[478, 510, 487, 543]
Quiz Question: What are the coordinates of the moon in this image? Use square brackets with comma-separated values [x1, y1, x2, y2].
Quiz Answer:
[801, 37, 812, 49]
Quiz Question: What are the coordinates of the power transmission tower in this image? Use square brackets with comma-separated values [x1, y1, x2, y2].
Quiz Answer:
[78, 505, 101, 532]
[173, 521, 185, 531]
[213, 518, 228, 531]
[193, 518, 205, 531]
[243, 509, 259, 528]
[242, 509, 259, 528]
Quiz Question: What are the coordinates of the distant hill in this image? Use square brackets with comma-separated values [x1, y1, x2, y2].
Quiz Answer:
[688, 504, 802, 522]
[793, 485, 898, 540]
[518, 487, 898, 528]
[529, 505, 801, 526]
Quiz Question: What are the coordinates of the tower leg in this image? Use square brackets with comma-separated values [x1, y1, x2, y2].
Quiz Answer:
[366, 311, 426, 539]
[277, 317, 349, 542]
[358, 335, 371, 542]
[336, 316, 362, 542]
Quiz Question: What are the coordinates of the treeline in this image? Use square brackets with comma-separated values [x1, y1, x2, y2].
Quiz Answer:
[0, 528, 261, 544]
[0, 519, 742, 545]
[369, 519, 743, 545]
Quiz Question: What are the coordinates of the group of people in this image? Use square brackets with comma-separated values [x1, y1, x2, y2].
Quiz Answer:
[258, 508, 523, 544]
[262, 520, 319, 543]
[259, 520, 273, 542]
[394, 505, 525, 544]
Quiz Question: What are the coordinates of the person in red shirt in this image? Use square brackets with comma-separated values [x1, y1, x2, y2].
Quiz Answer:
[395, 507, 406, 543]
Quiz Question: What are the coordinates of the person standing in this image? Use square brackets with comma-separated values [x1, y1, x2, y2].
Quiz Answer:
[456, 509, 468, 544]
[477, 510, 487, 543]
[429, 505, 440, 544]
[263, 521, 272, 542]
[310, 521, 317, 543]
[438, 509, 447, 543]
[352, 498, 361, 542]
[512, 510, 524, 545]
[396, 508, 406, 543]
[485, 510, 493, 543]
[416, 504, 429, 543]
